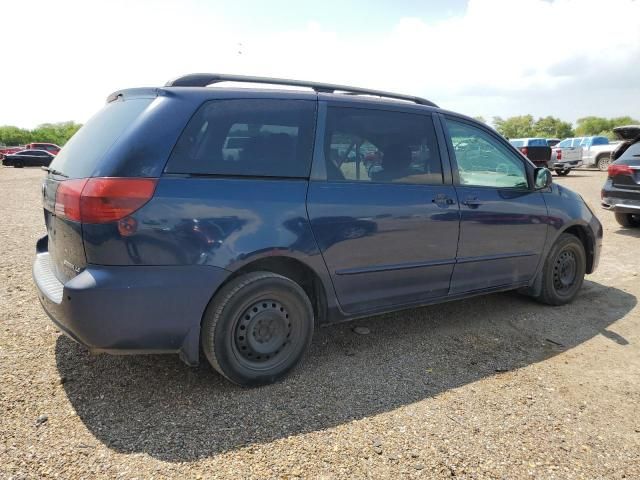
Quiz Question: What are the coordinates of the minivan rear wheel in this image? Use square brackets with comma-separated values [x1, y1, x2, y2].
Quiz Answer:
[201, 271, 314, 386]
[536, 233, 586, 306]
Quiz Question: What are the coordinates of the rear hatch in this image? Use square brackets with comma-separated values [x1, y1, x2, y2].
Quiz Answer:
[42, 96, 156, 283]
[609, 141, 640, 192]
[612, 125, 640, 161]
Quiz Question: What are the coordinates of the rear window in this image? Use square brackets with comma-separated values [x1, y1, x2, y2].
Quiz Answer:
[49, 98, 153, 178]
[509, 140, 524, 147]
[592, 136, 609, 145]
[165, 99, 316, 178]
[528, 139, 548, 146]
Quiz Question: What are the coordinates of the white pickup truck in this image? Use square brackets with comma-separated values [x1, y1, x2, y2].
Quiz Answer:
[580, 136, 621, 170]
[553, 136, 620, 172]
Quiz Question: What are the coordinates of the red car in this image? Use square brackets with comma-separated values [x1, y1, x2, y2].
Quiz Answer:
[0, 146, 23, 159]
[25, 143, 60, 155]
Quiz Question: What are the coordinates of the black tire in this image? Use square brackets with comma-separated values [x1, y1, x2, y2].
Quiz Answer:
[201, 271, 314, 386]
[536, 233, 586, 306]
[555, 169, 570, 176]
[615, 212, 640, 228]
[14, 161, 23, 168]
[597, 155, 611, 171]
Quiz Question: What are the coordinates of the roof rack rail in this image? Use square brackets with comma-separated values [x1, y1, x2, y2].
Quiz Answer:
[165, 73, 438, 107]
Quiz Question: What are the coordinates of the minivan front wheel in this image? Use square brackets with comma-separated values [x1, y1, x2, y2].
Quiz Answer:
[536, 233, 586, 306]
[201, 271, 314, 386]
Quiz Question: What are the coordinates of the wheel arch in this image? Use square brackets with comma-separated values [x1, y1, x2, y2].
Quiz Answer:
[221, 255, 329, 326]
[560, 223, 595, 274]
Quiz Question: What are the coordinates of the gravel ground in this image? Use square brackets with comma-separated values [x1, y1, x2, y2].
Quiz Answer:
[1, 166, 639, 479]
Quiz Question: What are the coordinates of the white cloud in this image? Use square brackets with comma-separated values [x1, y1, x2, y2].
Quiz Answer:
[1, 0, 639, 128]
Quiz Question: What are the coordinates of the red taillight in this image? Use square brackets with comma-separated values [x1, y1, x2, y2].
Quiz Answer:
[520, 147, 528, 156]
[55, 178, 88, 222]
[607, 164, 633, 177]
[555, 148, 562, 160]
[54, 178, 157, 223]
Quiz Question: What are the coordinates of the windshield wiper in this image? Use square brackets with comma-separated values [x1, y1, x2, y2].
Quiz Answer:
[41, 166, 68, 178]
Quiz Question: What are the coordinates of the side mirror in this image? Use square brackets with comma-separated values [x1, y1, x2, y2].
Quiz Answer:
[534, 167, 552, 190]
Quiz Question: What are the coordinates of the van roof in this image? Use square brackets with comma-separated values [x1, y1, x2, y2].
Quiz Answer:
[108, 73, 439, 109]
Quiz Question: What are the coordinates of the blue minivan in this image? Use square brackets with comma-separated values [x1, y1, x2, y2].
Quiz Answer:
[33, 74, 602, 385]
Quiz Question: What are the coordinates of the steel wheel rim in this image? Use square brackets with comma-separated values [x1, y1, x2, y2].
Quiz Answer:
[234, 300, 292, 366]
[553, 249, 577, 293]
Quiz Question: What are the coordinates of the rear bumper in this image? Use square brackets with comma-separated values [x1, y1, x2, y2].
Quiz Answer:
[33, 246, 230, 366]
[601, 186, 640, 214]
[551, 160, 583, 169]
[601, 197, 640, 214]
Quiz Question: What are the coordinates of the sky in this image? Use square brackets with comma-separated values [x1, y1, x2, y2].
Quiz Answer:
[1, 0, 639, 129]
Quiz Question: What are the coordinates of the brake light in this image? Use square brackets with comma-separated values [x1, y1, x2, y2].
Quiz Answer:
[607, 164, 633, 177]
[520, 147, 528, 156]
[54, 178, 158, 223]
[55, 178, 88, 221]
[555, 149, 562, 160]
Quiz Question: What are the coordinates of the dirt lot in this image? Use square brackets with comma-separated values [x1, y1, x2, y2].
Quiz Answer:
[1, 167, 639, 479]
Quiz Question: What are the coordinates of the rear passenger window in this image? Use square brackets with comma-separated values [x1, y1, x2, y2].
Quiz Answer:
[166, 99, 316, 177]
[324, 107, 443, 184]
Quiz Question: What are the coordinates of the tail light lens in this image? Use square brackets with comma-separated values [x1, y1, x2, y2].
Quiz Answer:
[55, 178, 158, 223]
[54, 178, 88, 221]
[520, 147, 528, 156]
[555, 149, 562, 160]
[607, 164, 633, 177]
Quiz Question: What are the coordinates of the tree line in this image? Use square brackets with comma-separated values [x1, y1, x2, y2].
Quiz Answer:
[0, 122, 82, 147]
[474, 115, 639, 140]
[1, 114, 638, 147]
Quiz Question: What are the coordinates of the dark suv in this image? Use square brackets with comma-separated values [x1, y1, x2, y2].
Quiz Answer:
[33, 74, 602, 386]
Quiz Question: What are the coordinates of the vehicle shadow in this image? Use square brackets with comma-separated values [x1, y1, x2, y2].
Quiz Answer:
[613, 227, 640, 238]
[55, 279, 635, 462]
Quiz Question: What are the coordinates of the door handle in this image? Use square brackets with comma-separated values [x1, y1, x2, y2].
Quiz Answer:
[462, 196, 482, 207]
[432, 194, 455, 206]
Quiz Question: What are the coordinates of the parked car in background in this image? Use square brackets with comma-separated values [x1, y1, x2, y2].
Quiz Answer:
[602, 125, 640, 228]
[0, 145, 24, 159]
[551, 138, 583, 175]
[508, 138, 551, 168]
[578, 136, 620, 171]
[32, 73, 602, 386]
[25, 143, 61, 155]
[546, 138, 561, 147]
[2, 149, 55, 167]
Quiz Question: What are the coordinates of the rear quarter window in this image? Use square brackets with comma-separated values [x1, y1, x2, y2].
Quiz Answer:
[49, 98, 153, 178]
[165, 99, 316, 178]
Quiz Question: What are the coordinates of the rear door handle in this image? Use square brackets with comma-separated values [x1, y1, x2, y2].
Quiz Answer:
[462, 196, 482, 207]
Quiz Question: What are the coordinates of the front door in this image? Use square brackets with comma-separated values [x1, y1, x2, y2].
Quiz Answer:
[307, 105, 460, 314]
[442, 116, 549, 294]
